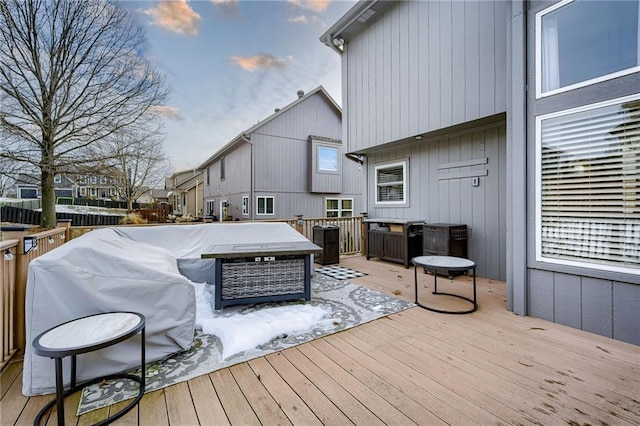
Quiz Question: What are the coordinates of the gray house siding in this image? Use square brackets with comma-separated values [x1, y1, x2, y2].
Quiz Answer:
[343, 0, 507, 153]
[510, 0, 640, 345]
[200, 87, 363, 221]
[367, 120, 507, 280]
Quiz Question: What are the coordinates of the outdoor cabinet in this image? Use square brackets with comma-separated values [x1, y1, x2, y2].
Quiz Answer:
[423, 223, 468, 276]
[313, 225, 339, 265]
[365, 219, 424, 268]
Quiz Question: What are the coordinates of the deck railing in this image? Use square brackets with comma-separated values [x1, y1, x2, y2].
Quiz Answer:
[0, 216, 363, 370]
[0, 224, 68, 369]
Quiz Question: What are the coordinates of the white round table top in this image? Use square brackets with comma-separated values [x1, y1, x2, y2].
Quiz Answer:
[412, 255, 476, 269]
[36, 312, 143, 350]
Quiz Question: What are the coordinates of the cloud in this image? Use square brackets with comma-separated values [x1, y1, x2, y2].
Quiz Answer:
[144, 1, 200, 36]
[210, 0, 239, 16]
[288, 15, 308, 23]
[230, 54, 293, 72]
[152, 105, 184, 121]
[287, 0, 331, 13]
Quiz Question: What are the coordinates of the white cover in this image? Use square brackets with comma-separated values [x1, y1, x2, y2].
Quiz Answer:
[22, 222, 311, 396]
[23, 228, 196, 396]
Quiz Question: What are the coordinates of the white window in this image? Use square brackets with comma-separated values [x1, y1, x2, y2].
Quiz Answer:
[206, 200, 215, 217]
[325, 198, 353, 218]
[54, 174, 61, 184]
[375, 161, 407, 204]
[90, 176, 97, 184]
[318, 146, 338, 172]
[100, 176, 107, 184]
[79, 187, 86, 196]
[90, 188, 96, 196]
[536, 0, 640, 98]
[242, 196, 249, 215]
[535, 94, 640, 274]
[256, 196, 274, 215]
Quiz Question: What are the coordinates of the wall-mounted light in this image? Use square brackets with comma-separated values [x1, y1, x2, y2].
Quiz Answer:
[60, 234, 65, 240]
[332, 37, 344, 47]
[24, 236, 38, 253]
[48, 236, 55, 244]
[4, 249, 14, 261]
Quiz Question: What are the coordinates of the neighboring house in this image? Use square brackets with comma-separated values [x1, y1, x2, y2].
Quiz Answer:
[199, 86, 363, 221]
[16, 173, 75, 199]
[138, 188, 170, 205]
[166, 170, 204, 217]
[17, 173, 123, 201]
[322, 0, 639, 345]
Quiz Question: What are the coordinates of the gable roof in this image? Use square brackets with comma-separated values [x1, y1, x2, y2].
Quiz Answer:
[197, 85, 341, 169]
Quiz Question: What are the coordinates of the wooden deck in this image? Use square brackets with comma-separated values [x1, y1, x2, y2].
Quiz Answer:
[2, 255, 639, 425]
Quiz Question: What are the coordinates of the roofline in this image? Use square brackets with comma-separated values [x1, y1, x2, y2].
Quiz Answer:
[197, 85, 341, 170]
[320, 1, 392, 52]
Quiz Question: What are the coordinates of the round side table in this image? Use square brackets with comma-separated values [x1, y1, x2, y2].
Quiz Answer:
[412, 255, 478, 314]
[32, 312, 146, 426]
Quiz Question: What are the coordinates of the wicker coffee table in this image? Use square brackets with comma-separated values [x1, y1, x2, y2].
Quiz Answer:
[202, 241, 322, 309]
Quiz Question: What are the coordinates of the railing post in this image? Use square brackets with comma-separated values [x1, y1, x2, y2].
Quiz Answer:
[56, 218, 72, 241]
[295, 214, 304, 235]
[1, 225, 30, 360]
[360, 213, 368, 257]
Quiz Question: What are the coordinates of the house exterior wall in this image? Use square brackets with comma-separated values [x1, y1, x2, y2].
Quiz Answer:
[506, 0, 640, 345]
[250, 92, 363, 219]
[202, 142, 251, 219]
[367, 118, 507, 280]
[342, 0, 507, 153]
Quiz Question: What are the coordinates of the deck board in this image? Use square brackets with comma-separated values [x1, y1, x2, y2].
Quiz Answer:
[2, 255, 639, 426]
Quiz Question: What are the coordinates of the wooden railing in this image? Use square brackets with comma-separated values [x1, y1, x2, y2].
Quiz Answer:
[0, 216, 364, 370]
[0, 224, 68, 370]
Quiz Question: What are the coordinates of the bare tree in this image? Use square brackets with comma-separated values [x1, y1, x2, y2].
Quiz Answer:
[107, 128, 173, 211]
[0, 0, 168, 227]
[0, 155, 20, 196]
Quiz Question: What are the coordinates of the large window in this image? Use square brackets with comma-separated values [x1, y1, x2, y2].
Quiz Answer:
[318, 146, 338, 172]
[326, 198, 353, 218]
[537, 0, 640, 98]
[536, 94, 640, 274]
[256, 196, 274, 215]
[375, 161, 407, 204]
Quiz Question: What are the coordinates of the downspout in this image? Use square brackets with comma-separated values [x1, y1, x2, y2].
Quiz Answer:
[241, 134, 253, 220]
[195, 179, 199, 217]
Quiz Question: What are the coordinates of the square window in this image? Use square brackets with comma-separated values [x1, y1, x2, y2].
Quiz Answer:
[318, 146, 338, 172]
[257, 196, 274, 215]
[375, 161, 407, 204]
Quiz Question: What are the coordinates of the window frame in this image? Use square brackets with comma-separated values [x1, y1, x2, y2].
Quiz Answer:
[535, 0, 640, 99]
[220, 157, 225, 181]
[534, 93, 640, 275]
[242, 195, 249, 216]
[374, 160, 408, 205]
[256, 196, 274, 216]
[317, 145, 339, 174]
[325, 197, 353, 218]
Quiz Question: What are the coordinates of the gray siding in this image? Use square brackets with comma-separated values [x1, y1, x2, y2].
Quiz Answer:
[367, 121, 507, 280]
[343, 0, 507, 153]
[529, 269, 640, 345]
[520, 1, 640, 345]
[252, 191, 364, 221]
[203, 142, 251, 201]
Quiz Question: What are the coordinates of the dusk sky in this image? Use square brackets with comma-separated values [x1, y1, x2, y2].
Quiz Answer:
[122, 0, 355, 172]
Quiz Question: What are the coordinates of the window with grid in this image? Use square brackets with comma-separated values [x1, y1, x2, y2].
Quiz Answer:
[325, 198, 353, 217]
[375, 161, 407, 204]
[257, 196, 274, 215]
[536, 94, 640, 273]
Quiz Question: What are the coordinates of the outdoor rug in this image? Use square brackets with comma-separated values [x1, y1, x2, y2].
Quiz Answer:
[314, 265, 368, 280]
[77, 273, 412, 415]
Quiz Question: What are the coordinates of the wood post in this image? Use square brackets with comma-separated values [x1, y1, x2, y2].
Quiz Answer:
[295, 214, 304, 234]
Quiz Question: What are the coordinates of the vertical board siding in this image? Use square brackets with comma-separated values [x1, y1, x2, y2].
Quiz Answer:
[528, 270, 640, 345]
[345, 0, 508, 152]
[366, 122, 506, 280]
